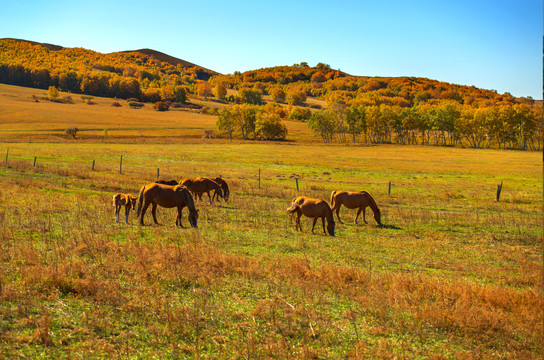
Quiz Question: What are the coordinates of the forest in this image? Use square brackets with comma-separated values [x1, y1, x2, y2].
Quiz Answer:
[0, 38, 541, 150]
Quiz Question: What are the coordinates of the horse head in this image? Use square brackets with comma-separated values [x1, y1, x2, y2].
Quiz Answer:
[130, 195, 138, 210]
[286, 199, 299, 213]
[374, 208, 382, 226]
[188, 209, 199, 228]
[327, 219, 335, 236]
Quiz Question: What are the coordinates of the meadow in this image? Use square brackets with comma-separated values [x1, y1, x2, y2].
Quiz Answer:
[0, 84, 542, 359]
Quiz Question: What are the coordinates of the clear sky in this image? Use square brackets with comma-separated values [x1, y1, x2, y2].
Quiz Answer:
[1, 0, 542, 98]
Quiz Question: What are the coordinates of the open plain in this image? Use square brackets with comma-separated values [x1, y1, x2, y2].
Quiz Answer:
[0, 83, 542, 358]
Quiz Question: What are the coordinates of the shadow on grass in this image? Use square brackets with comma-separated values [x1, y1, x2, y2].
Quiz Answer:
[379, 224, 402, 230]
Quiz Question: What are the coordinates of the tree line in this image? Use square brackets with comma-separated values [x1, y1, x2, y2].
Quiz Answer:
[306, 101, 543, 151]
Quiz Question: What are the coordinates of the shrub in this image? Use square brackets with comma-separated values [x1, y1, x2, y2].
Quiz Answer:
[289, 107, 312, 121]
[153, 101, 170, 111]
[111, 101, 122, 107]
[65, 127, 79, 139]
[128, 101, 144, 109]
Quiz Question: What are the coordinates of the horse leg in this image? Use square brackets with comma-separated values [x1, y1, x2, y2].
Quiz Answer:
[355, 206, 367, 224]
[296, 213, 302, 231]
[321, 217, 327, 235]
[311, 217, 318, 234]
[176, 206, 184, 227]
[140, 202, 150, 226]
[115, 204, 120, 223]
[151, 203, 159, 224]
[207, 191, 213, 205]
[124, 205, 130, 224]
[334, 205, 343, 224]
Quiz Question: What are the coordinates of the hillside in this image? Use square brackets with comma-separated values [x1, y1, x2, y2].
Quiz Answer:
[0, 38, 541, 150]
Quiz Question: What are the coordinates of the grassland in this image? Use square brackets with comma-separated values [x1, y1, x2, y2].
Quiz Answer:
[0, 84, 542, 359]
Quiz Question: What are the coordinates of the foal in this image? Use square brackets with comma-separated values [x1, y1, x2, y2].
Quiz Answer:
[113, 193, 138, 224]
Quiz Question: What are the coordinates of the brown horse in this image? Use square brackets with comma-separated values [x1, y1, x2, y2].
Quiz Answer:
[113, 193, 138, 224]
[286, 196, 335, 236]
[135, 183, 198, 227]
[210, 177, 230, 202]
[330, 190, 382, 225]
[155, 179, 179, 186]
[180, 177, 224, 204]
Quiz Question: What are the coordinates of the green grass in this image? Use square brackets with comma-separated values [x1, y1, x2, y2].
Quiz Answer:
[0, 140, 541, 358]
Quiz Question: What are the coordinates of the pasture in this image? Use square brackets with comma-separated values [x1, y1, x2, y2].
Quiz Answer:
[0, 140, 541, 359]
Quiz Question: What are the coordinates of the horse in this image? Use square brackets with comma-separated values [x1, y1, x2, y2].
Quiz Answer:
[113, 193, 138, 224]
[135, 183, 198, 227]
[286, 196, 335, 236]
[330, 190, 382, 225]
[210, 177, 230, 202]
[180, 177, 224, 204]
[155, 179, 179, 186]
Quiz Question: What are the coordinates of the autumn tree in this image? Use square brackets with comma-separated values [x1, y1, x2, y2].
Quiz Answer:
[255, 113, 288, 140]
[214, 83, 227, 100]
[345, 105, 366, 143]
[47, 86, 60, 100]
[270, 87, 286, 103]
[197, 81, 213, 98]
[217, 107, 237, 140]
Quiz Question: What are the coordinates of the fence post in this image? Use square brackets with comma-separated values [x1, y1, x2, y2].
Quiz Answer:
[119, 155, 123, 174]
[258, 169, 261, 189]
[295, 178, 299, 191]
[388, 181, 391, 196]
[33, 156, 37, 167]
[496, 181, 503, 202]
[92, 160, 95, 171]
[5, 149, 8, 164]
[157, 168, 160, 179]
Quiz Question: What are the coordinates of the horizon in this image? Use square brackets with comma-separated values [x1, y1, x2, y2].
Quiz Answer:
[1, 0, 542, 99]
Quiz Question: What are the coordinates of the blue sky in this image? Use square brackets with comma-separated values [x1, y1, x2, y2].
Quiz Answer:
[1, 0, 542, 98]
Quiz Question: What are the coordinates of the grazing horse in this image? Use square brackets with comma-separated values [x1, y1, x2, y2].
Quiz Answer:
[155, 179, 179, 186]
[135, 183, 198, 227]
[210, 177, 230, 202]
[113, 193, 138, 224]
[286, 196, 335, 236]
[330, 190, 382, 225]
[180, 177, 224, 204]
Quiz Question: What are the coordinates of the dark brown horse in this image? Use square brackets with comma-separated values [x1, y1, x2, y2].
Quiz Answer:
[136, 183, 198, 227]
[155, 179, 179, 186]
[286, 196, 335, 236]
[113, 193, 138, 224]
[210, 177, 230, 202]
[330, 190, 381, 225]
[180, 177, 224, 204]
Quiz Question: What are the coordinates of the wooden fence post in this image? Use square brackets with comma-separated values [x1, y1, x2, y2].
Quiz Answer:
[92, 160, 95, 171]
[157, 168, 160, 179]
[119, 155, 123, 174]
[295, 178, 299, 191]
[33, 156, 37, 167]
[258, 169, 261, 189]
[496, 181, 503, 202]
[388, 181, 391, 196]
[5, 149, 8, 164]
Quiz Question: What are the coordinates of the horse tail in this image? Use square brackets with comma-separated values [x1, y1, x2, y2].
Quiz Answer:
[135, 185, 145, 217]
[330, 191, 337, 208]
[183, 187, 197, 213]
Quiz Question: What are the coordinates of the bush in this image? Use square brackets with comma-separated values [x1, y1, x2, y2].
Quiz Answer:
[289, 107, 312, 121]
[111, 101, 122, 107]
[65, 127, 79, 139]
[128, 101, 144, 109]
[153, 101, 170, 111]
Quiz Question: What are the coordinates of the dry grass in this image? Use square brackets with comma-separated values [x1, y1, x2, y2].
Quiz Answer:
[0, 83, 541, 358]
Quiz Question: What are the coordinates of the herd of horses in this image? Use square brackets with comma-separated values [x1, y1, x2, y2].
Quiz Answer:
[113, 177, 381, 236]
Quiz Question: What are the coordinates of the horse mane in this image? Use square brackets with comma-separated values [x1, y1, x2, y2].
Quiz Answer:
[178, 185, 196, 213]
[363, 192, 380, 213]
